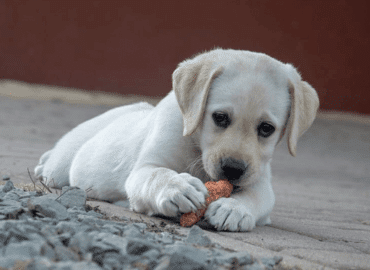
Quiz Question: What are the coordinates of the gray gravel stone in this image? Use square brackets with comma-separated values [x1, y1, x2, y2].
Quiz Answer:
[55, 221, 78, 234]
[24, 258, 55, 270]
[261, 256, 284, 269]
[40, 193, 59, 200]
[160, 231, 174, 244]
[185, 225, 212, 246]
[66, 206, 87, 219]
[246, 261, 267, 270]
[4, 241, 43, 259]
[7, 226, 30, 243]
[2, 180, 14, 192]
[2, 191, 20, 201]
[142, 248, 161, 261]
[86, 210, 104, 218]
[68, 231, 93, 254]
[59, 186, 87, 209]
[2, 175, 10, 181]
[101, 251, 122, 269]
[0, 200, 24, 218]
[40, 242, 57, 260]
[78, 214, 98, 223]
[101, 223, 122, 235]
[27, 196, 68, 220]
[0, 257, 23, 269]
[0, 230, 6, 244]
[126, 237, 160, 255]
[45, 234, 64, 248]
[47, 260, 103, 270]
[167, 243, 210, 270]
[212, 250, 254, 266]
[123, 223, 144, 238]
[90, 236, 121, 255]
[153, 256, 171, 270]
[55, 245, 80, 261]
[132, 222, 147, 231]
[95, 233, 127, 254]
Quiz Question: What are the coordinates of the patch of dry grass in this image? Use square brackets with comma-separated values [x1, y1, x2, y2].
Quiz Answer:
[1, 168, 93, 201]
[0, 181, 45, 193]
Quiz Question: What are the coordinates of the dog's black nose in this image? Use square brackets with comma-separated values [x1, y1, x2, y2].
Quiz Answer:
[220, 157, 248, 182]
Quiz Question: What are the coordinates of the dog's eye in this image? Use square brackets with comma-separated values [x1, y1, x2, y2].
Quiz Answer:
[258, 122, 275, 138]
[212, 112, 231, 128]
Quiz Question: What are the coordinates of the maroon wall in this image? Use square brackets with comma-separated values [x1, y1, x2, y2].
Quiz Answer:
[1, 0, 369, 114]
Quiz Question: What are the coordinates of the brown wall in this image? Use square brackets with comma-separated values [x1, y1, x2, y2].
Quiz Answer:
[1, 0, 369, 114]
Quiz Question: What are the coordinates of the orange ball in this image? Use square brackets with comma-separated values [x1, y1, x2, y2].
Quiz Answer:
[180, 180, 233, 227]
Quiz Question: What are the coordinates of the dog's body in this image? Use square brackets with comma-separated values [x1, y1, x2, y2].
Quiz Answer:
[35, 48, 319, 231]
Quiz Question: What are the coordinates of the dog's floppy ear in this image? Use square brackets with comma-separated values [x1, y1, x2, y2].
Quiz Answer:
[173, 57, 223, 136]
[285, 64, 320, 156]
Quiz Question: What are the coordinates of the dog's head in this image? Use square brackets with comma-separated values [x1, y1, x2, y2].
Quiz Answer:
[173, 48, 319, 186]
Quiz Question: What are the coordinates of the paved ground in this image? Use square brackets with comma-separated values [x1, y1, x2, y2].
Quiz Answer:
[1, 80, 370, 269]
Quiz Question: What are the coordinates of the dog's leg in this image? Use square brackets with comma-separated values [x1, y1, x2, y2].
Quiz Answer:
[125, 167, 208, 217]
[205, 169, 275, 232]
[34, 150, 52, 181]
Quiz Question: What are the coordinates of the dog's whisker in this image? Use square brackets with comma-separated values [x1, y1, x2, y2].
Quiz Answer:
[186, 155, 212, 182]
[187, 156, 202, 175]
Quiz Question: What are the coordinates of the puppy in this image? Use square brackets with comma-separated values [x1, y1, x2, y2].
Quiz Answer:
[34, 48, 319, 231]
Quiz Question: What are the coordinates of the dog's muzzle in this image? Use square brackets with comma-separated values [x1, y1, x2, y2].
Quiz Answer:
[219, 157, 248, 184]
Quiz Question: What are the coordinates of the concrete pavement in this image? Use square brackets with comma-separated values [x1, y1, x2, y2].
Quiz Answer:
[1, 80, 369, 269]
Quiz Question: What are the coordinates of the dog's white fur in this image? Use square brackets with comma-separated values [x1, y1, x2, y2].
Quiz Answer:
[35, 48, 319, 231]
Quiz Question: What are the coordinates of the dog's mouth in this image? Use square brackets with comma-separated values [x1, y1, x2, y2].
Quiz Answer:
[203, 158, 248, 189]
[231, 185, 242, 194]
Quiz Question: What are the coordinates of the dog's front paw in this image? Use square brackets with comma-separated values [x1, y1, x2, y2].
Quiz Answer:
[156, 173, 208, 217]
[205, 197, 256, 231]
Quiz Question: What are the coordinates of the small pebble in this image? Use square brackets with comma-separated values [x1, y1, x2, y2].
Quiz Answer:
[2, 175, 10, 181]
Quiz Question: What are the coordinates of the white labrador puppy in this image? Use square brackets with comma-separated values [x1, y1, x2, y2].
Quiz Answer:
[35, 48, 319, 231]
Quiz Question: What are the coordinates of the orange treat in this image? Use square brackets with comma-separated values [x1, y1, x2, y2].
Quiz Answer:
[180, 180, 233, 227]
